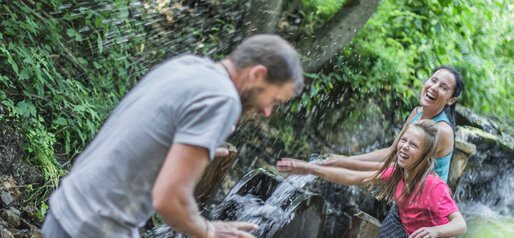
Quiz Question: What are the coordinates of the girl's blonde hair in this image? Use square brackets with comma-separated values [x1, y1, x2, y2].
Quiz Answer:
[369, 119, 439, 204]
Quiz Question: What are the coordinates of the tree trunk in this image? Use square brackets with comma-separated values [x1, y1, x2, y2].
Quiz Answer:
[298, 0, 381, 72]
[244, 0, 284, 35]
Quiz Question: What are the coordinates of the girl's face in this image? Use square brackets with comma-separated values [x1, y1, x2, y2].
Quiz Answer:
[420, 69, 457, 110]
[397, 127, 425, 170]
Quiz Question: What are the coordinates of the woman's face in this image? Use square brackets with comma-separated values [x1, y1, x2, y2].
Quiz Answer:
[397, 127, 425, 170]
[420, 69, 457, 110]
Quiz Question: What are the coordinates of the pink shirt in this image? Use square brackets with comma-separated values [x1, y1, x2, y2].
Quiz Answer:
[382, 168, 459, 234]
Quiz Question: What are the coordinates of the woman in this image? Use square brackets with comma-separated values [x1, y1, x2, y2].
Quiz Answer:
[321, 66, 464, 182]
[277, 120, 467, 238]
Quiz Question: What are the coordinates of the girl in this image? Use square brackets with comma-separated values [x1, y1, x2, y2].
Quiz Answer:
[277, 120, 467, 238]
[322, 66, 465, 183]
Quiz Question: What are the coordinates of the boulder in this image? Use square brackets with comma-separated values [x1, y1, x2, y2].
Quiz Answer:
[448, 138, 477, 191]
[0, 210, 20, 228]
[341, 211, 381, 238]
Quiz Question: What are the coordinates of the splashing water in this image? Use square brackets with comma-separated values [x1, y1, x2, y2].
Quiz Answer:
[209, 173, 319, 237]
[455, 150, 514, 238]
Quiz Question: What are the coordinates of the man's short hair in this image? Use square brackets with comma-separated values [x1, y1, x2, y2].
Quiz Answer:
[229, 34, 304, 95]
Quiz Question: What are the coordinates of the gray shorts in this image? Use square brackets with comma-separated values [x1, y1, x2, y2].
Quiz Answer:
[42, 211, 71, 238]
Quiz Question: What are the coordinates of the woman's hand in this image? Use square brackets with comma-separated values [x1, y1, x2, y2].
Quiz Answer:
[409, 227, 439, 238]
[276, 158, 313, 175]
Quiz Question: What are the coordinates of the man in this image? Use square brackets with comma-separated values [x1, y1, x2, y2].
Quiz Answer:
[42, 34, 304, 238]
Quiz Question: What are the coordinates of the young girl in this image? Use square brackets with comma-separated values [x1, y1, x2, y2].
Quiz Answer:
[277, 120, 467, 238]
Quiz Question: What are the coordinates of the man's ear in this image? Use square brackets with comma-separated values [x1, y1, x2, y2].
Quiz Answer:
[248, 64, 268, 83]
[447, 97, 457, 106]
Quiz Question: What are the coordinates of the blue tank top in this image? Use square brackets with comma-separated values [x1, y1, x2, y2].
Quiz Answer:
[410, 110, 453, 182]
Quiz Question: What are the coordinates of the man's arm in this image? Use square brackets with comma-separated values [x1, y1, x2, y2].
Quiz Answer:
[152, 143, 257, 238]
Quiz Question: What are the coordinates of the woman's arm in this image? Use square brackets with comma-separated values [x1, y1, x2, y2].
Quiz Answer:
[277, 158, 378, 186]
[409, 211, 467, 238]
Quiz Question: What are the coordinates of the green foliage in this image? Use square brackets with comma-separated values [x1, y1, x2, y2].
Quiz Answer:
[350, 0, 514, 119]
[0, 0, 244, 207]
[293, 0, 513, 124]
[0, 0, 148, 204]
[298, 0, 347, 33]
[301, 0, 347, 18]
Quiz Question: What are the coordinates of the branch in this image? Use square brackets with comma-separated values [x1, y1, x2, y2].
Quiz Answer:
[298, 0, 381, 72]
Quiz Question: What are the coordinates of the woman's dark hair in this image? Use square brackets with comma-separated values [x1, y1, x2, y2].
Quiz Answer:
[433, 66, 464, 131]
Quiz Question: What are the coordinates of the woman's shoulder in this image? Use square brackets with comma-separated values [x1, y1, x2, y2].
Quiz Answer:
[436, 121, 454, 138]
[405, 106, 422, 123]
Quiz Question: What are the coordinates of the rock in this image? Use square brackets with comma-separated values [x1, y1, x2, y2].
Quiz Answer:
[0, 193, 13, 208]
[456, 106, 500, 135]
[456, 126, 514, 153]
[315, 100, 394, 154]
[194, 143, 238, 210]
[341, 211, 381, 238]
[455, 139, 477, 155]
[7, 208, 19, 217]
[20, 206, 39, 221]
[448, 140, 476, 191]
[6, 229, 21, 238]
[0, 229, 14, 238]
[1, 209, 20, 228]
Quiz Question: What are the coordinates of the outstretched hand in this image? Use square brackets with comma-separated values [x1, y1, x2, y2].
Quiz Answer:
[409, 227, 439, 238]
[276, 158, 313, 175]
[211, 221, 258, 238]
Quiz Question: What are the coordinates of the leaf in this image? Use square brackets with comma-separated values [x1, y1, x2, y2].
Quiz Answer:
[16, 101, 37, 118]
[53, 117, 68, 126]
[19, 68, 30, 80]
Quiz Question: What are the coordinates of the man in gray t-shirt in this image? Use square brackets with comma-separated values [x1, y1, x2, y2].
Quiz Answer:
[42, 34, 304, 238]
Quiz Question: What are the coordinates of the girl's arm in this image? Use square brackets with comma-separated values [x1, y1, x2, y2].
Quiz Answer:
[277, 158, 377, 186]
[409, 211, 467, 238]
[321, 150, 389, 167]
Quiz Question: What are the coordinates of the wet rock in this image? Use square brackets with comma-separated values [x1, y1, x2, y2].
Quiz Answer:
[0, 229, 14, 238]
[20, 206, 38, 221]
[1, 210, 20, 228]
[456, 105, 500, 135]
[456, 126, 514, 153]
[316, 101, 394, 154]
[342, 211, 381, 238]
[448, 139, 476, 191]
[194, 143, 238, 209]
[0, 193, 13, 208]
[6, 229, 22, 238]
[29, 234, 42, 238]
[0, 128, 43, 186]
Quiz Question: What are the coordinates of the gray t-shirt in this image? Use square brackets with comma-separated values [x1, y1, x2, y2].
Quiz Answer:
[49, 55, 241, 238]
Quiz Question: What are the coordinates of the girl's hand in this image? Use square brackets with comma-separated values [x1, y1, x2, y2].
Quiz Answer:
[409, 227, 439, 238]
[276, 158, 313, 175]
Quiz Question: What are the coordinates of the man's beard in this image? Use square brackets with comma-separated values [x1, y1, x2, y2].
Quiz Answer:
[241, 87, 264, 115]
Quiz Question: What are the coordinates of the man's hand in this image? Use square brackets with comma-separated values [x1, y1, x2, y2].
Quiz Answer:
[211, 221, 258, 238]
[276, 158, 312, 175]
[409, 227, 439, 238]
